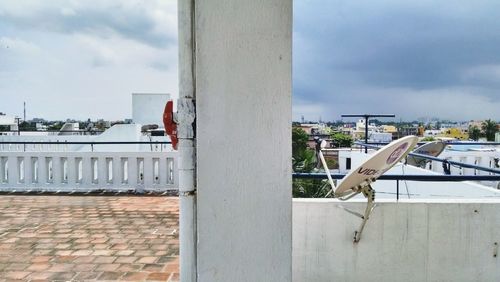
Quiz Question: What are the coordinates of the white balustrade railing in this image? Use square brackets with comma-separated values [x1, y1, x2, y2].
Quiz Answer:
[0, 151, 178, 192]
[428, 152, 499, 176]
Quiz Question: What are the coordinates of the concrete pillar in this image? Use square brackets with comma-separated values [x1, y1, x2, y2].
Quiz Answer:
[193, 0, 292, 281]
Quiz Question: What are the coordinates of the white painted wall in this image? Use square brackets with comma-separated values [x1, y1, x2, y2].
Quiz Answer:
[132, 93, 170, 126]
[293, 199, 500, 282]
[195, 0, 292, 281]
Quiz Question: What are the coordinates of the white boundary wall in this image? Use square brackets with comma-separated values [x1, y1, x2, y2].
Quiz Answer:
[293, 199, 500, 282]
[0, 152, 178, 192]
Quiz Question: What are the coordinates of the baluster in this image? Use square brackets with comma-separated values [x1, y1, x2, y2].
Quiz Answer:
[128, 157, 138, 188]
[8, 156, 19, 187]
[112, 157, 121, 187]
[0, 157, 7, 184]
[98, 156, 107, 186]
[143, 156, 154, 189]
[81, 157, 93, 188]
[67, 157, 76, 185]
[52, 157, 62, 187]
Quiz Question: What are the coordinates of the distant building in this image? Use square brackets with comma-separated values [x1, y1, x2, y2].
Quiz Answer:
[369, 132, 392, 143]
[468, 120, 483, 129]
[132, 93, 171, 126]
[353, 119, 377, 140]
[297, 123, 332, 136]
[424, 129, 441, 137]
[381, 125, 397, 134]
[0, 114, 18, 134]
[36, 123, 47, 131]
[339, 125, 354, 136]
[440, 127, 468, 140]
[0, 114, 16, 126]
[398, 126, 418, 137]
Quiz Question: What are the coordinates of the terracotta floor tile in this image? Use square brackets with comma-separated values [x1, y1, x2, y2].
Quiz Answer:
[0, 196, 179, 280]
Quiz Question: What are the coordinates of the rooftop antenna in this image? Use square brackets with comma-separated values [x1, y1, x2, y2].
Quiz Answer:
[301, 115, 305, 123]
[341, 114, 396, 153]
[317, 135, 418, 242]
[23, 101, 26, 122]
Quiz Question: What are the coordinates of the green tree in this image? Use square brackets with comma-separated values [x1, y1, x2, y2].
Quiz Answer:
[468, 126, 481, 141]
[292, 127, 309, 158]
[330, 133, 353, 148]
[482, 119, 498, 141]
[19, 121, 36, 131]
[421, 136, 435, 142]
[435, 121, 441, 130]
[292, 127, 331, 198]
[292, 127, 316, 173]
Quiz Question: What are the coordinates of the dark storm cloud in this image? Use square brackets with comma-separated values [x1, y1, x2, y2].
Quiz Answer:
[293, 0, 500, 120]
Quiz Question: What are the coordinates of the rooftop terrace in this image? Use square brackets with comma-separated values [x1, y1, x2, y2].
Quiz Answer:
[0, 195, 179, 281]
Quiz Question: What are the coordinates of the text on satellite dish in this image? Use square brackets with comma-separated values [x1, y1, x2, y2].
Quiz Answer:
[386, 142, 409, 164]
[357, 167, 379, 176]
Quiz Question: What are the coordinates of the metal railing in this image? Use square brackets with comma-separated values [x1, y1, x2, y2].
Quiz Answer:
[0, 141, 172, 152]
[293, 173, 500, 181]
[293, 173, 500, 200]
[295, 139, 500, 199]
[354, 142, 500, 175]
[360, 141, 500, 146]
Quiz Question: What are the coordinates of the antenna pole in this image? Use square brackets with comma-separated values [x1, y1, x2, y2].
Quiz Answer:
[341, 114, 396, 153]
[364, 115, 368, 153]
[318, 149, 336, 196]
[315, 138, 336, 195]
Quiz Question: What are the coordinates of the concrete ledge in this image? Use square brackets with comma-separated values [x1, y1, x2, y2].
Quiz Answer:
[293, 199, 500, 282]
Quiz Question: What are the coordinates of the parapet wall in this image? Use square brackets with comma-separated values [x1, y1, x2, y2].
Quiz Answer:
[293, 199, 500, 282]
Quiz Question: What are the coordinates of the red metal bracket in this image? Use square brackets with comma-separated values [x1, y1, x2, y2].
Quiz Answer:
[163, 100, 178, 150]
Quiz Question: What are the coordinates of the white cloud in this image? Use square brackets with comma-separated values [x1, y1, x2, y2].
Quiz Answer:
[0, 0, 177, 48]
[0, 1, 178, 120]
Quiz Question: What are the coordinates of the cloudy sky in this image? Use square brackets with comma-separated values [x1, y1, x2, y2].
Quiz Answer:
[1, 1, 500, 121]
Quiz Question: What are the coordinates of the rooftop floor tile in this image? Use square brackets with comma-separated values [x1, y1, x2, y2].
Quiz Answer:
[0, 195, 179, 281]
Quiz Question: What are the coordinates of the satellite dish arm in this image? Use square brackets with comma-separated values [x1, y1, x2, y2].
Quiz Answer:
[315, 138, 336, 192]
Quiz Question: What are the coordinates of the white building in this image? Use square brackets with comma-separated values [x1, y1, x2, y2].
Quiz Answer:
[132, 93, 171, 126]
[0, 114, 18, 135]
[424, 129, 442, 137]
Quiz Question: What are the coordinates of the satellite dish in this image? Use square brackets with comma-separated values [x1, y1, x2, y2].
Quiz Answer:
[317, 135, 418, 242]
[406, 141, 446, 168]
